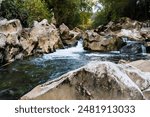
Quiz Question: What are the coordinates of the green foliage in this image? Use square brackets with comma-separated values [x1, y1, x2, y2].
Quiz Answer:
[23, 0, 52, 26]
[0, 0, 28, 26]
[44, 0, 93, 29]
[0, 0, 52, 27]
[44, 0, 81, 28]
[93, 0, 150, 27]
[93, 9, 109, 28]
[79, 0, 93, 29]
[79, 11, 92, 30]
[0, 0, 94, 28]
[93, 0, 129, 27]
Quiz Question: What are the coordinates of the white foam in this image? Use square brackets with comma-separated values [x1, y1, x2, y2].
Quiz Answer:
[42, 41, 84, 60]
[85, 52, 119, 57]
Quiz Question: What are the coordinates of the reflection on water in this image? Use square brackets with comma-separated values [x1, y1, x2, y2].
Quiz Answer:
[0, 41, 149, 99]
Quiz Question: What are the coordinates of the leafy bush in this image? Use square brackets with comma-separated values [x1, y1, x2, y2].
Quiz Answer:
[0, 0, 52, 27]
[92, 9, 110, 28]
[23, 0, 52, 26]
[0, 0, 28, 26]
[93, 0, 150, 28]
[0, 0, 94, 29]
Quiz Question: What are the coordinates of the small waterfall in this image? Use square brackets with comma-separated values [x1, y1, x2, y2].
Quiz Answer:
[121, 37, 147, 55]
[75, 40, 84, 50]
[66, 40, 84, 53]
[42, 40, 84, 60]
[122, 37, 128, 43]
[141, 45, 146, 54]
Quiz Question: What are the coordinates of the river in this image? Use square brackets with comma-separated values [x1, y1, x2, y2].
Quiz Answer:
[0, 41, 149, 99]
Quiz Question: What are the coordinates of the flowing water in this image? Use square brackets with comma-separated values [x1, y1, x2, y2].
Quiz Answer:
[0, 41, 149, 99]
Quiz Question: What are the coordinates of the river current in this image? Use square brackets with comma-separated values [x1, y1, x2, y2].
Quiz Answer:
[0, 41, 149, 99]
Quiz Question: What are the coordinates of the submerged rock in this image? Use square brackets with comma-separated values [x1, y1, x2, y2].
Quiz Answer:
[120, 42, 146, 54]
[21, 61, 150, 100]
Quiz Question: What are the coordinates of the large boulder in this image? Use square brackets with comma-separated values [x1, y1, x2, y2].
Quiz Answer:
[117, 29, 143, 40]
[95, 17, 150, 42]
[59, 24, 81, 46]
[108, 17, 142, 31]
[21, 61, 150, 100]
[83, 30, 123, 51]
[19, 28, 34, 55]
[0, 19, 65, 64]
[29, 19, 64, 54]
[95, 17, 142, 34]
[59, 23, 70, 40]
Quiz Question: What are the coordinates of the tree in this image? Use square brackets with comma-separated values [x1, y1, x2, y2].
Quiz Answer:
[93, 0, 150, 27]
[23, 0, 52, 26]
[0, 0, 28, 26]
[0, 0, 52, 27]
[44, 0, 93, 29]
[0, 0, 94, 28]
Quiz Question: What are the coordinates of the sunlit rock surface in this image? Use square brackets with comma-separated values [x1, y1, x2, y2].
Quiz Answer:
[29, 19, 64, 54]
[21, 61, 150, 100]
[95, 17, 150, 40]
[0, 19, 64, 63]
[0, 19, 23, 62]
[59, 23, 81, 46]
[0, 19, 22, 35]
[93, 17, 150, 53]
[83, 30, 123, 51]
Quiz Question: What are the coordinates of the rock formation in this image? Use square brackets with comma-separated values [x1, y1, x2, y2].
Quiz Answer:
[0, 19, 23, 62]
[23, 19, 64, 55]
[0, 19, 64, 64]
[90, 17, 150, 53]
[83, 30, 123, 51]
[59, 23, 81, 46]
[21, 61, 150, 100]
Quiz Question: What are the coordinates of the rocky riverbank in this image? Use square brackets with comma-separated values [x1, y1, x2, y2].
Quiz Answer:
[0, 17, 150, 100]
[83, 17, 150, 53]
[0, 19, 81, 64]
[0, 17, 150, 64]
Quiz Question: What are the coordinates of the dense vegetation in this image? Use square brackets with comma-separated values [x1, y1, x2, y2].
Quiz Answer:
[44, 0, 93, 28]
[0, 0, 52, 27]
[0, 0, 149, 28]
[0, 0, 93, 28]
[93, 0, 150, 27]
